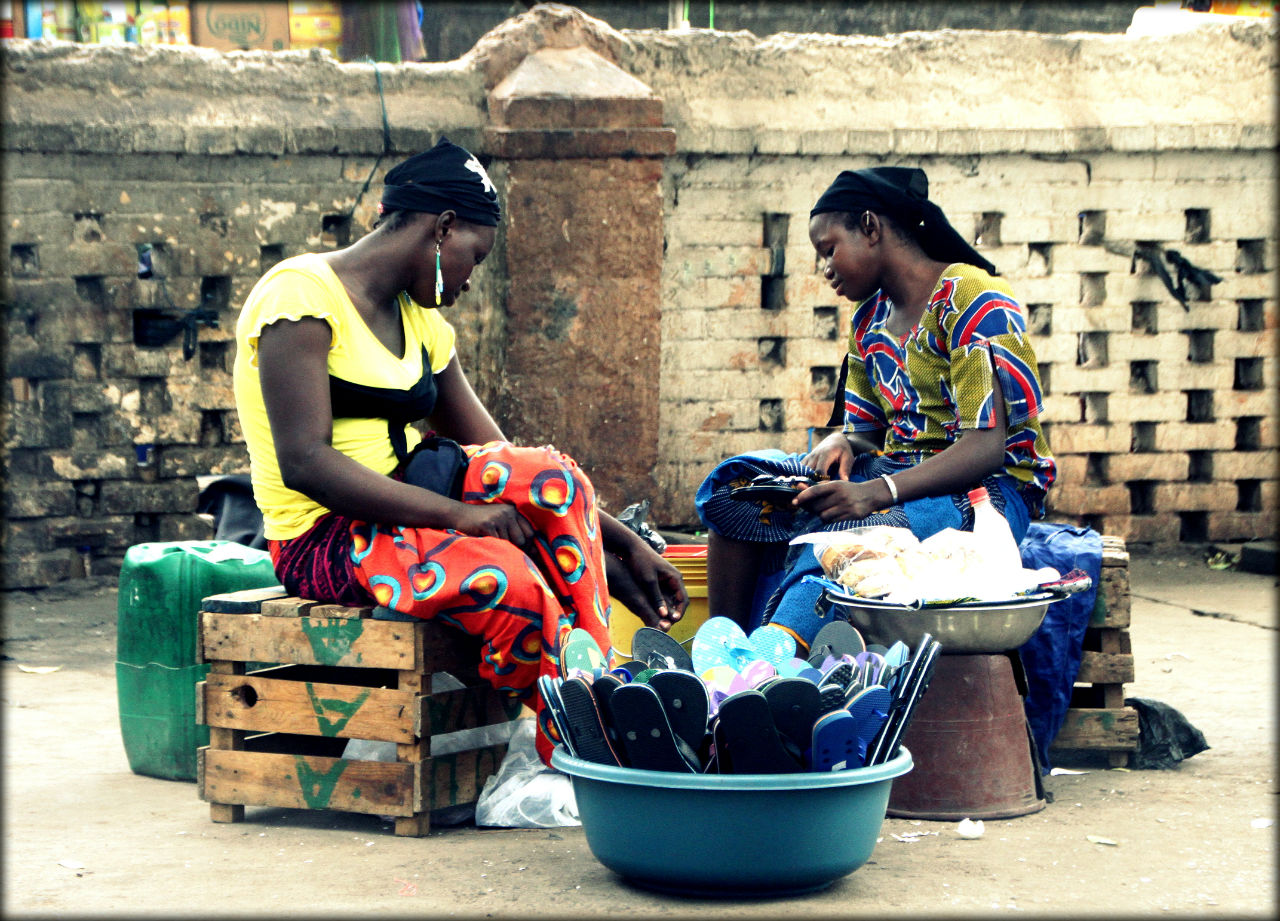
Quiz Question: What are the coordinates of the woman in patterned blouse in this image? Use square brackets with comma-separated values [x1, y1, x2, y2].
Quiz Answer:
[697, 166, 1056, 648]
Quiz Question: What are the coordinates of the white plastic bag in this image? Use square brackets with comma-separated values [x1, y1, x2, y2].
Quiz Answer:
[474, 719, 580, 828]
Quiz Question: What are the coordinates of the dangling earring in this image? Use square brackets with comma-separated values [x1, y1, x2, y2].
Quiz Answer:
[434, 243, 443, 307]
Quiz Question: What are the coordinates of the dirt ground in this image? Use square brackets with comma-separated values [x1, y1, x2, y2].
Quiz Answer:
[2, 544, 1275, 918]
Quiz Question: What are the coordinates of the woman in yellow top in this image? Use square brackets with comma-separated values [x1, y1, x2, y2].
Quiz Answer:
[233, 138, 686, 765]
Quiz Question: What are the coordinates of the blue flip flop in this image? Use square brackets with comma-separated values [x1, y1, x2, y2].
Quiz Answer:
[809, 708, 860, 772]
[845, 685, 892, 768]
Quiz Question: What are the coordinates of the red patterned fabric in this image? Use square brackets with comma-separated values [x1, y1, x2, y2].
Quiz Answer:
[270, 441, 612, 766]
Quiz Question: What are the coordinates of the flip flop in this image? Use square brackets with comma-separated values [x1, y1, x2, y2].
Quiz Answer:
[819, 660, 855, 693]
[714, 689, 803, 774]
[728, 474, 818, 504]
[631, 625, 694, 672]
[590, 672, 626, 762]
[739, 658, 777, 688]
[699, 664, 742, 717]
[557, 675, 622, 766]
[611, 661, 646, 682]
[762, 676, 822, 761]
[777, 656, 815, 678]
[816, 682, 847, 716]
[855, 651, 886, 689]
[538, 675, 576, 757]
[845, 685, 892, 768]
[809, 708, 860, 772]
[808, 620, 866, 665]
[608, 682, 699, 773]
[646, 669, 710, 754]
[869, 637, 941, 765]
[559, 627, 607, 677]
[691, 617, 757, 674]
[748, 625, 797, 666]
[710, 714, 731, 774]
[691, 618, 796, 673]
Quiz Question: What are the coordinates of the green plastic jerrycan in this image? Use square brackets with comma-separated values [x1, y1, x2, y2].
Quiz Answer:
[116, 540, 281, 781]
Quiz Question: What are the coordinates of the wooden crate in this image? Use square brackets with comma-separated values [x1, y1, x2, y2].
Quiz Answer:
[196, 589, 523, 836]
[1049, 535, 1140, 766]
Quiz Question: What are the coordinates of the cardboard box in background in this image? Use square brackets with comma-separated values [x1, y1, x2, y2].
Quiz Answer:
[190, 1, 288, 51]
[288, 0, 339, 55]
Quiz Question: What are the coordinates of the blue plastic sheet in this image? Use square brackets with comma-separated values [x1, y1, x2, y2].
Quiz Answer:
[1017, 522, 1103, 772]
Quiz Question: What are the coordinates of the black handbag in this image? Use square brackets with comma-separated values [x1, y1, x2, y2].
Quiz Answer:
[402, 435, 469, 500]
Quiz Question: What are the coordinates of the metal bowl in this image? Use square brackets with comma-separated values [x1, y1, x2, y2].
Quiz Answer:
[827, 593, 1052, 654]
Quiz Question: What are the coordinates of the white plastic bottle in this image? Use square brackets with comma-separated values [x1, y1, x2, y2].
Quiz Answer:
[967, 486, 1024, 576]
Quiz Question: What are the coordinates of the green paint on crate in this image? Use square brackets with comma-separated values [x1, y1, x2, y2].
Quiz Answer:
[300, 617, 364, 665]
[294, 757, 347, 809]
[305, 682, 371, 736]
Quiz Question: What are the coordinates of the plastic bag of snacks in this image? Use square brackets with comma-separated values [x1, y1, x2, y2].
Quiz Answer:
[795, 526, 1057, 605]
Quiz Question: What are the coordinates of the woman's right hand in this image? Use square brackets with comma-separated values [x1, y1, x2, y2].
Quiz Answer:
[803, 432, 856, 480]
[451, 502, 536, 546]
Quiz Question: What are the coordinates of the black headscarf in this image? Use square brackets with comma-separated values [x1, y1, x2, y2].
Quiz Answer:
[380, 137, 501, 226]
[810, 166, 996, 275]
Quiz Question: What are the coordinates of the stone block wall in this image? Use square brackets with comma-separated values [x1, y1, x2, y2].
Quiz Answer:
[2, 6, 1275, 588]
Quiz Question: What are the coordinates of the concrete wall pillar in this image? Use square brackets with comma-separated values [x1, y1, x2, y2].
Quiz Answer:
[484, 47, 675, 513]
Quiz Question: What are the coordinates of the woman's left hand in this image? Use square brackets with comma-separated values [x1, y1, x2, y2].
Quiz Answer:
[795, 479, 893, 523]
[606, 543, 688, 632]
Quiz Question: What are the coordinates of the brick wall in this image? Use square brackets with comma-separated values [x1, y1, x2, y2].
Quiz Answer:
[617, 21, 1278, 543]
[2, 8, 1275, 588]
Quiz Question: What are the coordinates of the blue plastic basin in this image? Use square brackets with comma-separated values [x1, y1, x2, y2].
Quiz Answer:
[551, 746, 913, 897]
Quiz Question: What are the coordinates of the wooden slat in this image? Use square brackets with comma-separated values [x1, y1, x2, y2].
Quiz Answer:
[426, 743, 508, 812]
[201, 587, 288, 613]
[200, 612, 421, 669]
[1101, 535, 1129, 564]
[426, 685, 523, 735]
[309, 603, 374, 619]
[201, 673, 421, 742]
[1074, 650, 1135, 685]
[1092, 565, 1131, 628]
[200, 749, 423, 817]
[1050, 707, 1139, 751]
[197, 748, 245, 823]
[260, 597, 321, 618]
[1097, 628, 1132, 655]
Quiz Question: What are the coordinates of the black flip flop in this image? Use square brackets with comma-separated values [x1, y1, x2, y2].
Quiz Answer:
[631, 626, 694, 672]
[819, 660, 855, 694]
[557, 675, 622, 766]
[762, 676, 822, 762]
[645, 669, 710, 755]
[808, 620, 866, 665]
[714, 689, 803, 774]
[590, 672, 627, 763]
[728, 474, 817, 505]
[869, 638, 941, 765]
[816, 682, 847, 717]
[608, 682, 699, 773]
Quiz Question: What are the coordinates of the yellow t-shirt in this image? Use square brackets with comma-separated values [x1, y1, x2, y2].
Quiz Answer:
[232, 253, 457, 540]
